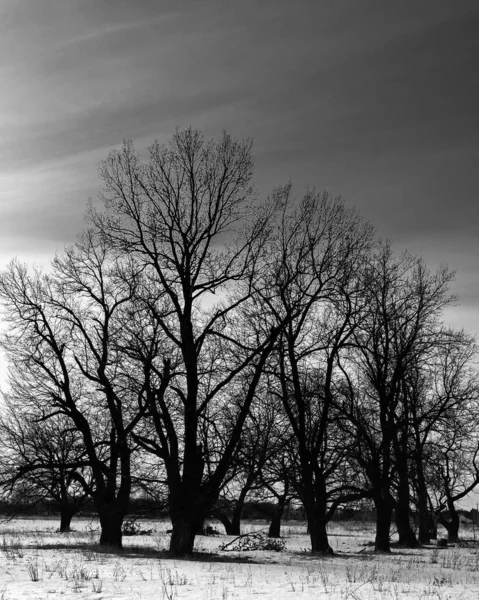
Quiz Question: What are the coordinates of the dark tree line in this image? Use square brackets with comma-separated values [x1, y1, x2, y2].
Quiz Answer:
[0, 128, 478, 556]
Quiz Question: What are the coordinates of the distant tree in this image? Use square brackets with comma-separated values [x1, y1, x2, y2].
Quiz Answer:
[256, 393, 296, 539]
[338, 243, 455, 551]
[425, 350, 479, 542]
[0, 399, 90, 532]
[407, 330, 479, 543]
[213, 399, 277, 536]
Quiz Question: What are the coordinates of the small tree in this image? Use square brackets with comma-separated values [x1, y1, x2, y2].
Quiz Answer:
[213, 397, 277, 535]
[0, 401, 90, 531]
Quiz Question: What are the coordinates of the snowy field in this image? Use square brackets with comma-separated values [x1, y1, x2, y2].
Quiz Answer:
[1, 518, 479, 599]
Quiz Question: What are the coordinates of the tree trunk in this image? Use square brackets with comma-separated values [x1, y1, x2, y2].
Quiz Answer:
[394, 467, 418, 547]
[444, 518, 460, 543]
[222, 485, 249, 537]
[213, 488, 247, 536]
[215, 512, 238, 536]
[416, 471, 435, 543]
[98, 509, 125, 548]
[418, 511, 437, 543]
[308, 513, 332, 554]
[268, 513, 281, 538]
[195, 518, 205, 535]
[393, 427, 418, 547]
[230, 506, 242, 536]
[59, 507, 75, 533]
[437, 487, 461, 544]
[268, 495, 288, 538]
[304, 488, 332, 554]
[374, 493, 393, 552]
[169, 514, 201, 556]
[413, 441, 435, 544]
[440, 507, 460, 543]
[395, 505, 418, 547]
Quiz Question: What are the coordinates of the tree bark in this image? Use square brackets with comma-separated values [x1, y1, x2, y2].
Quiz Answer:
[392, 405, 418, 547]
[395, 504, 418, 547]
[300, 469, 333, 554]
[437, 484, 461, 543]
[229, 513, 241, 536]
[215, 512, 239, 536]
[310, 516, 332, 553]
[268, 512, 282, 539]
[268, 494, 288, 538]
[394, 467, 418, 547]
[444, 518, 460, 543]
[170, 513, 202, 556]
[59, 507, 75, 533]
[439, 509, 460, 543]
[228, 488, 249, 536]
[374, 492, 393, 552]
[418, 511, 437, 543]
[303, 483, 333, 554]
[98, 510, 124, 548]
[416, 464, 435, 543]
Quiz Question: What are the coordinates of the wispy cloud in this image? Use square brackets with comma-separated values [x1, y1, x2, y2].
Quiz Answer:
[0, 0, 478, 329]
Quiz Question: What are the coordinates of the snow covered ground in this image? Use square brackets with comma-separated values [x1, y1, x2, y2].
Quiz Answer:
[1, 517, 479, 599]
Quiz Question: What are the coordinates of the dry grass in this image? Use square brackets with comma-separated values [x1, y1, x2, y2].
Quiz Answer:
[0, 517, 478, 598]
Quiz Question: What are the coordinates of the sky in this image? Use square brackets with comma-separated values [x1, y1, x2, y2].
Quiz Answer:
[0, 0, 479, 335]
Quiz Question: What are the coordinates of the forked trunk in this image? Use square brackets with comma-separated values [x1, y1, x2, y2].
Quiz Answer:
[438, 493, 461, 543]
[215, 512, 239, 536]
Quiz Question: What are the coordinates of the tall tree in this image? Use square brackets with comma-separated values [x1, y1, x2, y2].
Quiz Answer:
[92, 128, 285, 555]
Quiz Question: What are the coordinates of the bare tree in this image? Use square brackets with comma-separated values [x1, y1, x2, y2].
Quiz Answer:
[407, 329, 479, 543]
[91, 128, 287, 555]
[339, 243, 455, 551]
[0, 399, 90, 532]
[423, 340, 479, 542]
[0, 231, 143, 548]
[262, 187, 374, 553]
[212, 395, 278, 535]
